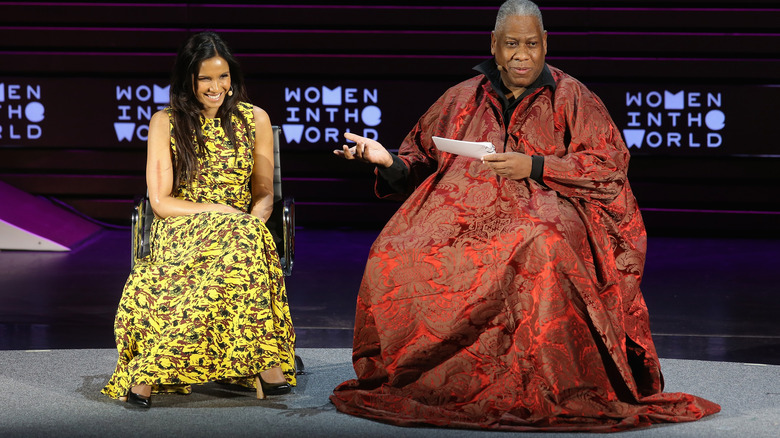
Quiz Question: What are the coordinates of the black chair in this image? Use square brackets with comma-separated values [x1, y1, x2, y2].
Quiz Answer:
[131, 125, 295, 276]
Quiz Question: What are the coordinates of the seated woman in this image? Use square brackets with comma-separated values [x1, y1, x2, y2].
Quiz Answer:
[102, 31, 296, 408]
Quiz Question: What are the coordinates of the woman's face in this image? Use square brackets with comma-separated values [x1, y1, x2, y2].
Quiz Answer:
[194, 55, 231, 118]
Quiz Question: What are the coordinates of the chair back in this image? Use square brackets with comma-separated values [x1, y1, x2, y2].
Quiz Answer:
[272, 125, 282, 203]
[131, 191, 153, 267]
[267, 125, 295, 275]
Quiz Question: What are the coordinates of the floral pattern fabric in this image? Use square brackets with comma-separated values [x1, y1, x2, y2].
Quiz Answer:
[102, 102, 295, 399]
[329, 66, 720, 431]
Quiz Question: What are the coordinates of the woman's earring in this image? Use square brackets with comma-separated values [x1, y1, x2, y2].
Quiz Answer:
[228, 88, 233, 97]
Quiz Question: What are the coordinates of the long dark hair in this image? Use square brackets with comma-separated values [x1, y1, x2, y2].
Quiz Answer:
[168, 31, 251, 189]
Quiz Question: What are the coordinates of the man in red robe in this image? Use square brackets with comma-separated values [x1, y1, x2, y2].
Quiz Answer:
[330, 0, 720, 431]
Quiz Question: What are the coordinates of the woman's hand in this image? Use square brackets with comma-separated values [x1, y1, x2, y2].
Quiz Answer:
[211, 203, 244, 214]
[482, 152, 533, 180]
[333, 132, 394, 168]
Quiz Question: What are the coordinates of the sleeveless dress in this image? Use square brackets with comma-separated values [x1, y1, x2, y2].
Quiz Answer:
[102, 102, 296, 399]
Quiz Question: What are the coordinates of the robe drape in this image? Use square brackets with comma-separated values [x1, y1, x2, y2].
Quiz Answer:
[330, 65, 720, 432]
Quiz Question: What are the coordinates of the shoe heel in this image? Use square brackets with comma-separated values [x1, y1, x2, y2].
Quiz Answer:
[255, 376, 266, 400]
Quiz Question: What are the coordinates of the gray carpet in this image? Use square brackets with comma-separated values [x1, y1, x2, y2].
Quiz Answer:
[0, 348, 777, 437]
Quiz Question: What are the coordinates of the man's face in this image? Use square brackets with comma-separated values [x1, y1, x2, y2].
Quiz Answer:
[491, 14, 547, 97]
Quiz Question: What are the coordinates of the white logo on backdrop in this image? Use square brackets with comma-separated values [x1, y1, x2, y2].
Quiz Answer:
[0, 82, 45, 142]
[282, 85, 381, 146]
[622, 90, 724, 149]
[114, 84, 169, 142]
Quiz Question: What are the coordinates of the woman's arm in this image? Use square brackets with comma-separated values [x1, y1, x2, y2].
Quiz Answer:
[146, 110, 241, 218]
[249, 106, 275, 222]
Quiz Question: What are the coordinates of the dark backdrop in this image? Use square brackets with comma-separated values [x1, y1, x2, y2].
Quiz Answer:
[1, 0, 778, 236]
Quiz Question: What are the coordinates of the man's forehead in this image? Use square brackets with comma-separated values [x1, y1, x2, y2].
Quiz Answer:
[496, 15, 541, 31]
[496, 14, 543, 35]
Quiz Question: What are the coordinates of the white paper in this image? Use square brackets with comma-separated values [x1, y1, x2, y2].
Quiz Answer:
[432, 136, 496, 159]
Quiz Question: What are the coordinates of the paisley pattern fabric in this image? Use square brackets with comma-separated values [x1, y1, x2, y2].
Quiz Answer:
[102, 102, 296, 399]
[330, 66, 719, 431]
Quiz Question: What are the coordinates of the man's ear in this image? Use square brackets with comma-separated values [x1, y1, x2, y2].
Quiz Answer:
[490, 31, 496, 56]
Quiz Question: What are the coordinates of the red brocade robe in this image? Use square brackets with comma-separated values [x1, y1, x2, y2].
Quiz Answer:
[330, 64, 720, 431]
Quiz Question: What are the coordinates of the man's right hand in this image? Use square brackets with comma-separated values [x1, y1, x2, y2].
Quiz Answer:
[333, 132, 394, 168]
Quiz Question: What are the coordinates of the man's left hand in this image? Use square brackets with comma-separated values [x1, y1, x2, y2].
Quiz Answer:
[482, 152, 533, 179]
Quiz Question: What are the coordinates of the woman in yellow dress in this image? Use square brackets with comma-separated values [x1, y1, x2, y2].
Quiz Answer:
[102, 31, 296, 408]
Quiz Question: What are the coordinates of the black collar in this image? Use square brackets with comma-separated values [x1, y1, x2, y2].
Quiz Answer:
[473, 58, 555, 109]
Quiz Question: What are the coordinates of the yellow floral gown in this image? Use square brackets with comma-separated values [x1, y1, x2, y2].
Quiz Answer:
[102, 102, 296, 399]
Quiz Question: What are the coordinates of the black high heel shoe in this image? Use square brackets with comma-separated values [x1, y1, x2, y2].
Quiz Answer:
[126, 390, 152, 409]
[254, 374, 292, 399]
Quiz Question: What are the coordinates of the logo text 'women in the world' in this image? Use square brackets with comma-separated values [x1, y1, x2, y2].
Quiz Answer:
[0, 83, 44, 142]
[114, 84, 169, 142]
[282, 86, 381, 146]
[622, 90, 724, 149]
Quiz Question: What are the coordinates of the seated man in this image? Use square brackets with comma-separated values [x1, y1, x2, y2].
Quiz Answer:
[330, 0, 719, 432]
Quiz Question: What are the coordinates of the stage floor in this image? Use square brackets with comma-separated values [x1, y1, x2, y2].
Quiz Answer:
[0, 348, 780, 438]
[1, 227, 778, 365]
[4, 348, 777, 438]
